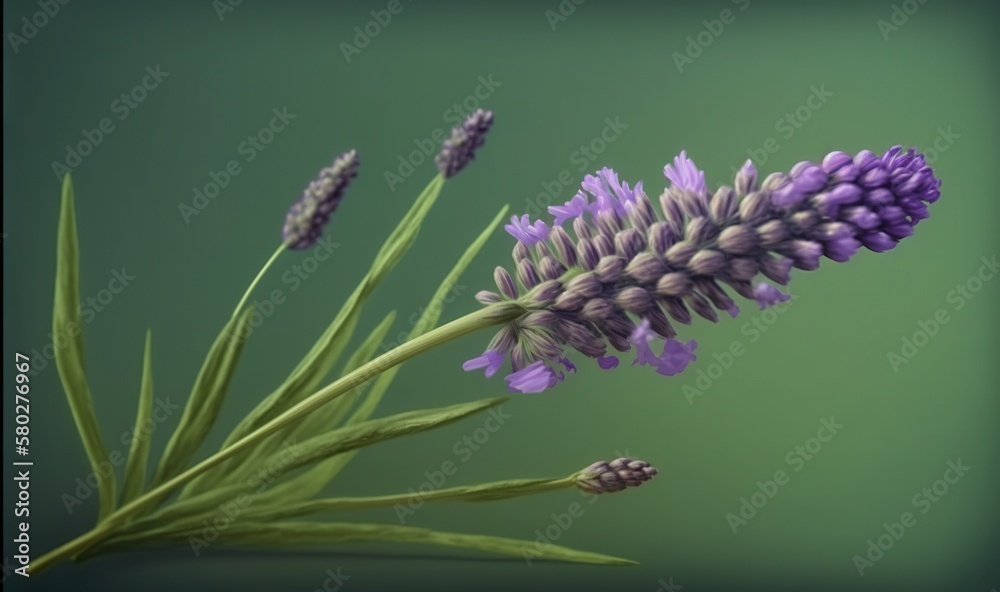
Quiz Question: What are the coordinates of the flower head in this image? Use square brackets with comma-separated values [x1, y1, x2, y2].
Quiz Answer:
[576, 458, 658, 494]
[282, 150, 359, 250]
[469, 146, 941, 393]
[436, 109, 494, 178]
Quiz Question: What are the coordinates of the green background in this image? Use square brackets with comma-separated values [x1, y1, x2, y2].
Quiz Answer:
[3, 0, 998, 590]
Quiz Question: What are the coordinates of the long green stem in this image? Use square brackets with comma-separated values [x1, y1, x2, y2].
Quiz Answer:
[29, 302, 522, 576]
[231, 243, 287, 319]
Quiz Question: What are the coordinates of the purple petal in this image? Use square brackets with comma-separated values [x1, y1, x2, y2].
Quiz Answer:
[597, 356, 620, 370]
[462, 349, 506, 378]
[655, 339, 698, 376]
[548, 192, 591, 226]
[504, 214, 550, 246]
[664, 151, 706, 196]
[559, 357, 577, 373]
[505, 361, 562, 394]
[628, 319, 659, 367]
[753, 283, 791, 310]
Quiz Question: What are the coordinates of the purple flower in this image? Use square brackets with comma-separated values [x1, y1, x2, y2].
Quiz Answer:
[504, 214, 550, 246]
[549, 192, 591, 226]
[753, 283, 791, 310]
[504, 361, 564, 394]
[597, 356, 620, 369]
[664, 150, 707, 196]
[628, 319, 698, 376]
[436, 109, 494, 178]
[469, 145, 941, 393]
[282, 150, 359, 250]
[655, 339, 698, 376]
[463, 349, 506, 378]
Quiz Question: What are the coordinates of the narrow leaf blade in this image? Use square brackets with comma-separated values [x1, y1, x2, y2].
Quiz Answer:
[52, 173, 116, 520]
[189, 175, 447, 495]
[248, 397, 508, 502]
[221, 175, 446, 445]
[120, 330, 155, 504]
[150, 308, 253, 488]
[103, 522, 636, 567]
[311, 205, 510, 485]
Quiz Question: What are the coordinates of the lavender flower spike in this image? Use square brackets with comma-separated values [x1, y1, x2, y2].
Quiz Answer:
[282, 150, 359, 250]
[436, 109, 495, 178]
[468, 146, 941, 393]
[576, 458, 658, 494]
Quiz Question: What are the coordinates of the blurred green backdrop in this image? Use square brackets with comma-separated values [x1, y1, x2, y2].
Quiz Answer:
[3, 0, 998, 591]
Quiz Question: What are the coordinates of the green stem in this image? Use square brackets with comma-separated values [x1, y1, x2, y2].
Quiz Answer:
[231, 243, 287, 319]
[29, 301, 522, 576]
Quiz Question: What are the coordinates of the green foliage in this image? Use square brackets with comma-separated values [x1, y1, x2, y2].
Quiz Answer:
[120, 331, 155, 505]
[150, 308, 254, 489]
[52, 173, 116, 521]
[41, 167, 641, 574]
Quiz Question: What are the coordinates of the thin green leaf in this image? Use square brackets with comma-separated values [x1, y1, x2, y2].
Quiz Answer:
[99, 522, 638, 567]
[250, 476, 577, 522]
[288, 310, 397, 439]
[254, 396, 509, 489]
[120, 397, 507, 532]
[189, 311, 396, 498]
[282, 205, 510, 490]
[187, 175, 446, 494]
[141, 397, 508, 528]
[227, 175, 446, 442]
[119, 330, 155, 505]
[150, 308, 254, 488]
[52, 173, 116, 521]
